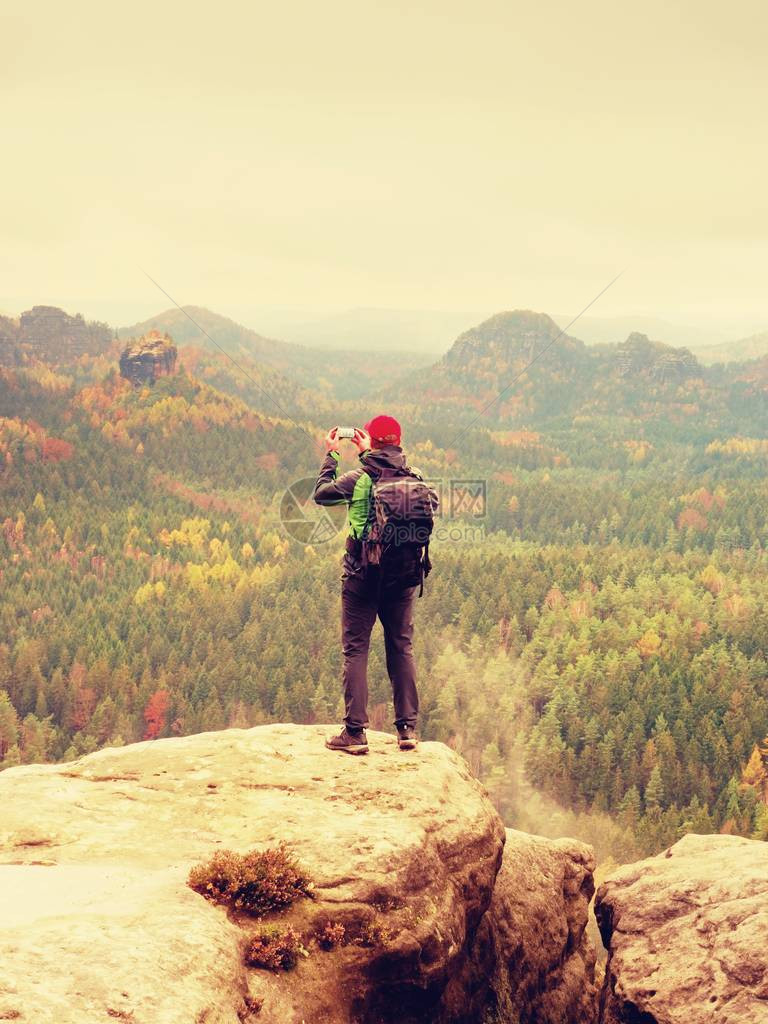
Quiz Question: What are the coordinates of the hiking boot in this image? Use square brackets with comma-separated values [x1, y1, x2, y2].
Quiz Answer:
[397, 726, 418, 751]
[325, 728, 369, 756]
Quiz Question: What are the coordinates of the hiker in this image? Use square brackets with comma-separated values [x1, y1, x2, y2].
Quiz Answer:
[313, 415, 437, 755]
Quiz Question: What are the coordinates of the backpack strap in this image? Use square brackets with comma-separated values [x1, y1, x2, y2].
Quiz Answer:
[360, 463, 402, 553]
[417, 539, 432, 597]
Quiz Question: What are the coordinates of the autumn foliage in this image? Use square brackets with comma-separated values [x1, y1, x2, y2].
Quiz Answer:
[0, 417, 74, 468]
[42, 437, 74, 462]
[144, 689, 170, 740]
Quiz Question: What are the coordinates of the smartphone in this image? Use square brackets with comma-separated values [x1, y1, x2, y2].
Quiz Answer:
[337, 427, 356, 439]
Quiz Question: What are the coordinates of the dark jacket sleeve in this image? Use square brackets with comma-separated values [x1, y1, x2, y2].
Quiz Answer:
[313, 451, 363, 506]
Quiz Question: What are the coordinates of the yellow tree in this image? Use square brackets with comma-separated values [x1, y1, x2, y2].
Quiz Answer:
[741, 745, 767, 801]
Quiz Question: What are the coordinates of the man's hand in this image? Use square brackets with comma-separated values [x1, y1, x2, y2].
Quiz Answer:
[324, 426, 340, 453]
[352, 427, 371, 453]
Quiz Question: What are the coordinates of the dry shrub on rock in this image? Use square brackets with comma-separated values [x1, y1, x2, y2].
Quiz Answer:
[317, 921, 346, 950]
[244, 926, 305, 971]
[188, 844, 313, 916]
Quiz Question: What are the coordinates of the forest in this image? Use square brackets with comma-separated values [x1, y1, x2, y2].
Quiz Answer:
[1, 313, 767, 866]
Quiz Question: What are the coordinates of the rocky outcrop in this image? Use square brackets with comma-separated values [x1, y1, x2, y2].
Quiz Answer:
[0, 725, 597, 1024]
[0, 306, 112, 365]
[615, 333, 702, 383]
[119, 329, 178, 385]
[17, 305, 112, 362]
[595, 833, 768, 1023]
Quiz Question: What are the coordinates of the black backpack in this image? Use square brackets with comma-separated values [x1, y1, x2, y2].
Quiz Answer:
[361, 464, 438, 589]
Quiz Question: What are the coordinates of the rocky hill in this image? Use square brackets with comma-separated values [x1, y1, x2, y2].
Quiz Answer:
[443, 310, 588, 373]
[438, 313, 707, 392]
[119, 305, 304, 369]
[381, 310, 733, 432]
[0, 305, 112, 366]
[0, 725, 598, 1024]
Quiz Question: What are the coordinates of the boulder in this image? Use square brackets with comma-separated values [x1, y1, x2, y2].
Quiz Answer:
[0, 725, 598, 1024]
[595, 832, 768, 1023]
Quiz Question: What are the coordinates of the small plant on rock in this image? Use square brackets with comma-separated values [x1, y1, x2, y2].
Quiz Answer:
[355, 919, 392, 948]
[188, 844, 313, 916]
[317, 921, 346, 950]
[245, 926, 306, 971]
[237, 995, 263, 1020]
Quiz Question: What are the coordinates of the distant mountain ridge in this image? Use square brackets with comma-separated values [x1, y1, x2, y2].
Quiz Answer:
[552, 313, 730, 351]
[601, 332, 702, 383]
[119, 305, 431, 400]
[251, 305, 483, 353]
[5, 301, 766, 432]
[118, 305, 303, 366]
[694, 329, 768, 366]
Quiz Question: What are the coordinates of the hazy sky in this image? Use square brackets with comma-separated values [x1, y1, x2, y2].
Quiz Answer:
[2, 0, 767, 330]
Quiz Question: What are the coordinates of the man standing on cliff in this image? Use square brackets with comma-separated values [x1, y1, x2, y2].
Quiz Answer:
[313, 415, 436, 755]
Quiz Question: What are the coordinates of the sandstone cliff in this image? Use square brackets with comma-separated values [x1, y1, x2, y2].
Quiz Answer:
[0, 725, 597, 1024]
[595, 832, 768, 1023]
[20, 306, 112, 362]
[119, 330, 178, 385]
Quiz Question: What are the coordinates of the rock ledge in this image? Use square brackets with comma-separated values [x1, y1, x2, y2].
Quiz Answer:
[0, 725, 597, 1023]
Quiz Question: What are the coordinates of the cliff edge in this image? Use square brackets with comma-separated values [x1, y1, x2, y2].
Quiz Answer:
[0, 725, 597, 1024]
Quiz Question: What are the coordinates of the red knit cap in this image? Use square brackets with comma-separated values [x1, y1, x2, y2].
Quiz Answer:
[364, 414, 401, 446]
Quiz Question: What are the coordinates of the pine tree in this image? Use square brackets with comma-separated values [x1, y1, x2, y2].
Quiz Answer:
[0, 691, 20, 761]
[310, 682, 332, 724]
[618, 786, 641, 831]
[273, 685, 292, 723]
[644, 764, 665, 815]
